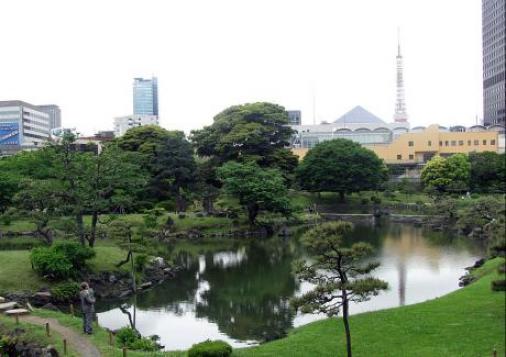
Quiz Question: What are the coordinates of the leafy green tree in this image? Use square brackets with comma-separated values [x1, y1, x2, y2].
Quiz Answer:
[421, 154, 470, 194]
[296, 139, 387, 201]
[12, 179, 63, 244]
[117, 126, 197, 208]
[84, 144, 147, 246]
[469, 152, 505, 193]
[217, 162, 291, 224]
[291, 221, 388, 357]
[191, 102, 297, 176]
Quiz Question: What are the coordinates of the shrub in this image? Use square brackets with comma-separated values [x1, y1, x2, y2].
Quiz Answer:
[30, 248, 73, 280]
[52, 242, 95, 267]
[30, 242, 95, 280]
[178, 213, 186, 219]
[370, 196, 382, 204]
[116, 327, 159, 351]
[51, 282, 80, 302]
[188, 340, 233, 357]
[491, 279, 506, 291]
[360, 198, 369, 205]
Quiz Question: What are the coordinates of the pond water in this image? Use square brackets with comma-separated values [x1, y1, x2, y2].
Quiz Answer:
[95, 222, 485, 350]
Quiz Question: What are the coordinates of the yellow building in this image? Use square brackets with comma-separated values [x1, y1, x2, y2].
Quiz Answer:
[292, 124, 504, 165]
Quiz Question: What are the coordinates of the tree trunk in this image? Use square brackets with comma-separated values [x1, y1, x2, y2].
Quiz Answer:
[203, 196, 214, 214]
[342, 290, 352, 357]
[247, 203, 259, 225]
[75, 213, 85, 246]
[176, 195, 186, 212]
[89, 211, 98, 247]
[339, 191, 345, 203]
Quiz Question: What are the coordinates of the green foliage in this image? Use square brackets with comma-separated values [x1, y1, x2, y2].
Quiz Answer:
[469, 152, 506, 193]
[30, 248, 73, 280]
[292, 221, 387, 356]
[296, 139, 387, 199]
[115, 327, 159, 351]
[491, 279, 505, 291]
[188, 340, 233, 357]
[30, 242, 95, 280]
[50, 282, 80, 302]
[134, 254, 149, 272]
[117, 126, 197, 208]
[457, 197, 503, 236]
[421, 154, 470, 193]
[218, 162, 291, 224]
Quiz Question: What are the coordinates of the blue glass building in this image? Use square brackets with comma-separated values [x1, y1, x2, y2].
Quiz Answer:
[133, 77, 159, 116]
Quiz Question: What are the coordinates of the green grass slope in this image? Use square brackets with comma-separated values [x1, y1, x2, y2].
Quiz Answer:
[235, 258, 505, 357]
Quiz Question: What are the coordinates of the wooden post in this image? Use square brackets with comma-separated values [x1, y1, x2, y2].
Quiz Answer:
[108, 330, 113, 346]
[63, 339, 67, 355]
[122, 347, 127, 357]
[69, 303, 74, 315]
[45, 322, 50, 337]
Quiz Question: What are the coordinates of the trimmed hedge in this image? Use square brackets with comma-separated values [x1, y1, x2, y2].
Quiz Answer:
[188, 340, 232, 357]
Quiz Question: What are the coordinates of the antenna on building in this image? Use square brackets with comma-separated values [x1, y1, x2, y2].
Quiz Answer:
[312, 86, 316, 125]
[394, 27, 408, 123]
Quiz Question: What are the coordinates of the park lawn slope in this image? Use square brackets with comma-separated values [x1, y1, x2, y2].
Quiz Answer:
[0, 244, 129, 293]
[234, 258, 505, 357]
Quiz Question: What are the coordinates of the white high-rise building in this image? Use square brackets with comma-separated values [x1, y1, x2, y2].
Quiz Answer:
[113, 114, 159, 137]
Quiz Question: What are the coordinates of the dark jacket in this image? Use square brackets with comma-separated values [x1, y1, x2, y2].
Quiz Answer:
[79, 288, 96, 313]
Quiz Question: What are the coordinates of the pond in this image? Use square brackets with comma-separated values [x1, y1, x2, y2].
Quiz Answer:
[95, 222, 485, 350]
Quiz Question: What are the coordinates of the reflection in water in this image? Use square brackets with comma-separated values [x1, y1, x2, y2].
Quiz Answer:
[96, 223, 484, 350]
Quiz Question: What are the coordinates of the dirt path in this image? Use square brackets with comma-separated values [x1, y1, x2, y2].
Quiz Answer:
[19, 315, 101, 357]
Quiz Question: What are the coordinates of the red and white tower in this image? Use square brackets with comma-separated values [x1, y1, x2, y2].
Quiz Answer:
[394, 29, 408, 123]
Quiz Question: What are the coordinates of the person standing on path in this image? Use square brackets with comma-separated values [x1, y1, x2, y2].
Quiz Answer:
[79, 282, 96, 334]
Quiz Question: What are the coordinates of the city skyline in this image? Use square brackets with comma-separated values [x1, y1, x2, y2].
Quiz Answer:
[0, 0, 483, 135]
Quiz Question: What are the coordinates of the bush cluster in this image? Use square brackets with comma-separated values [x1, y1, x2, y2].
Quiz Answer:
[115, 327, 159, 352]
[30, 241, 95, 280]
[188, 340, 233, 357]
[50, 282, 80, 302]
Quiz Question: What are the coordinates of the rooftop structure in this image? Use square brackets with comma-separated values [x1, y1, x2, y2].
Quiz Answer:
[290, 106, 410, 148]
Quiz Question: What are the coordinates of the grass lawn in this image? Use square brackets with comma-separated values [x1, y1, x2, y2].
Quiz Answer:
[0, 244, 129, 293]
[234, 258, 506, 357]
[0, 314, 79, 356]
[32, 309, 184, 357]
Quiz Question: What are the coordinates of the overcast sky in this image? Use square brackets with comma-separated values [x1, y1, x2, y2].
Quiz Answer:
[0, 0, 483, 135]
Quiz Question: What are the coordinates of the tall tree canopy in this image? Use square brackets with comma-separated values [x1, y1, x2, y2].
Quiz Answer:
[469, 152, 505, 193]
[421, 154, 470, 194]
[296, 139, 387, 201]
[217, 161, 290, 224]
[116, 126, 197, 208]
[190, 102, 298, 177]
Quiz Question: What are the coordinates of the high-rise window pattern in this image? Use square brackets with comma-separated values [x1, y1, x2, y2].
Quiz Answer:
[133, 77, 159, 116]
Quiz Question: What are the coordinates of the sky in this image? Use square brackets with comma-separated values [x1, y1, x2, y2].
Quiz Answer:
[0, 0, 483, 135]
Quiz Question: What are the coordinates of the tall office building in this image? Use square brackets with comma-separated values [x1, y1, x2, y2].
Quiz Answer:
[287, 110, 302, 125]
[133, 77, 159, 116]
[482, 0, 505, 126]
[39, 104, 62, 129]
[0, 100, 51, 154]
